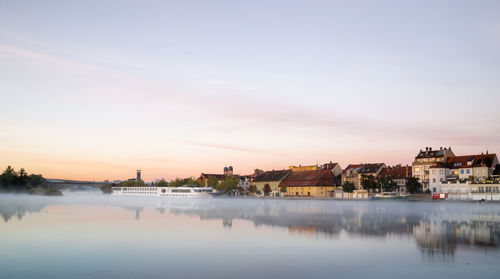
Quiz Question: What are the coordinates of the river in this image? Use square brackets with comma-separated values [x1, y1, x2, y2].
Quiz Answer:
[1, 192, 499, 278]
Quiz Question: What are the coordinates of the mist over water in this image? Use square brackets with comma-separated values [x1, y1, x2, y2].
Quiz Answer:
[1, 192, 500, 279]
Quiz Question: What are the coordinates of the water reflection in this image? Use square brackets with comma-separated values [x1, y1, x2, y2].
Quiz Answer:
[1, 193, 500, 258]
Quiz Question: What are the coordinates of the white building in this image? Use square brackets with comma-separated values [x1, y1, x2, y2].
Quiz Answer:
[439, 181, 500, 201]
[238, 176, 251, 190]
[430, 153, 499, 193]
[412, 147, 455, 191]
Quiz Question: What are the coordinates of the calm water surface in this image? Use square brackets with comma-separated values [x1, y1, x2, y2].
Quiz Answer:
[1, 192, 500, 279]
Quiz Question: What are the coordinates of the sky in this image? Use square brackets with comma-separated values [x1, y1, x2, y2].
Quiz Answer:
[1, 0, 500, 182]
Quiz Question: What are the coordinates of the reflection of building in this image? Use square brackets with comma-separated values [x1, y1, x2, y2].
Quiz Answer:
[281, 169, 337, 198]
[414, 219, 500, 256]
[223, 218, 233, 228]
[254, 170, 291, 196]
[342, 163, 386, 189]
[412, 147, 455, 190]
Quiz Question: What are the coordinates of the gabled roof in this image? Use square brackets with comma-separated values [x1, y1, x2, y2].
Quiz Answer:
[415, 147, 454, 159]
[446, 154, 497, 169]
[280, 169, 336, 187]
[379, 165, 412, 179]
[358, 163, 385, 174]
[254, 170, 291, 182]
[343, 164, 364, 173]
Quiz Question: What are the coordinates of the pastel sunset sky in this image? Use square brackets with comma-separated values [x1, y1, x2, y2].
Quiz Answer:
[1, 0, 499, 181]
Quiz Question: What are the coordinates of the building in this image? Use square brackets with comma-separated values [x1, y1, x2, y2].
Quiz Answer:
[281, 169, 337, 198]
[342, 163, 387, 189]
[238, 176, 251, 190]
[198, 166, 234, 187]
[429, 153, 498, 194]
[254, 170, 291, 197]
[412, 147, 455, 190]
[136, 170, 141, 182]
[378, 165, 412, 194]
[289, 161, 342, 184]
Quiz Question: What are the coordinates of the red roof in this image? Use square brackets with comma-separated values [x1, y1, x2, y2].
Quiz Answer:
[446, 154, 497, 169]
[379, 165, 412, 179]
[280, 169, 336, 187]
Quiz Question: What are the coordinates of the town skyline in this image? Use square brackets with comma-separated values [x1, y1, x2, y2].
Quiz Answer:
[1, 145, 495, 182]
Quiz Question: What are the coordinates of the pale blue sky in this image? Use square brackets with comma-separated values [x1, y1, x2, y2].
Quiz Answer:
[1, 0, 499, 180]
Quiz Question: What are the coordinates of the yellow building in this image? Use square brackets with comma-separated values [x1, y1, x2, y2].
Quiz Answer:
[254, 170, 291, 197]
[289, 165, 318, 171]
[282, 169, 337, 198]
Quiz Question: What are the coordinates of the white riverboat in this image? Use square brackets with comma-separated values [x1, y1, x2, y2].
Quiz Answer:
[111, 186, 213, 198]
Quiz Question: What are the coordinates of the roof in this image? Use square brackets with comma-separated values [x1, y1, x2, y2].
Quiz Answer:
[322, 162, 339, 170]
[280, 169, 336, 187]
[358, 163, 385, 174]
[254, 170, 291, 182]
[415, 147, 454, 159]
[379, 165, 412, 179]
[343, 164, 364, 173]
[446, 154, 497, 169]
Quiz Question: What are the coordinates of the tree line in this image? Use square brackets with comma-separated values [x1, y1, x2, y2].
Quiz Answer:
[0, 166, 47, 192]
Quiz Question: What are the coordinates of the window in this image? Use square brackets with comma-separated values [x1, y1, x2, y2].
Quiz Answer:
[307, 192, 310, 196]
[466, 169, 470, 174]
[415, 167, 420, 172]
[440, 170, 443, 174]
[432, 170, 436, 174]
[432, 178, 436, 183]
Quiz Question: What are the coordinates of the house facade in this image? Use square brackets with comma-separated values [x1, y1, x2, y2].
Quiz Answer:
[342, 163, 387, 189]
[412, 147, 455, 190]
[254, 170, 291, 196]
[378, 165, 412, 194]
[281, 169, 337, 198]
[429, 153, 499, 193]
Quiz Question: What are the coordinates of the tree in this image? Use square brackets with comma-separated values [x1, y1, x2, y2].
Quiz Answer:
[263, 184, 271, 196]
[169, 178, 184, 187]
[360, 174, 377, 191]
[170, 177, 201, 187]
[378, 178, 398, 192]
[0, 166, 47, 192]
[0, 166, 17, 189]
[28, 174, 46, 188]
[183, 177, 201, 187]
[100, 183, 113, 194]
[406, 177, 423, 194]
[156, 179, 168, 186]
[248, 185, 257, 194]
[342, 181, 356, 193]
[217, 176, 239, 194]
[207, 176, 218, 188]
[120, 179, 145, 187]
[280, 185, 287, 195]
[494, 164, 500, 175]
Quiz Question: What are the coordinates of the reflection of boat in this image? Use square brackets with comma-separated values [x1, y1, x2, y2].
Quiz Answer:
[370, 192, 409, 200]
[112, 186, 213, 198]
